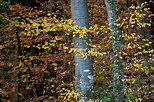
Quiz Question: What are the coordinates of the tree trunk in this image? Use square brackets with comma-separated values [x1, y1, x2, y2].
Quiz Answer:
[136, 0, 147, 5]
[105, 0, 124, 102]
[71, 0, 93, 101]
[136, 0, 153, 41]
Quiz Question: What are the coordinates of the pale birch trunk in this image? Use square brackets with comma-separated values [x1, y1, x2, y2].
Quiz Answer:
[71, 0, 93, 101]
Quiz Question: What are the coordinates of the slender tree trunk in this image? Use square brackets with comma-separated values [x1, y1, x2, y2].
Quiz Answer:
[136, 0, 147, 5]
[136, 0, 153, 41]
[105, 0, 124, 102]
[71, 0, 93, 101]
[124, 0, 131, 10]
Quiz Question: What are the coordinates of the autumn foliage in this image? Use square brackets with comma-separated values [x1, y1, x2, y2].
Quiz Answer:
[0, 0, 153, 101]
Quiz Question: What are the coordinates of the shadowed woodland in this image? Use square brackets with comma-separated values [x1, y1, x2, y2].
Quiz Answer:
[0, 0, 153, 101]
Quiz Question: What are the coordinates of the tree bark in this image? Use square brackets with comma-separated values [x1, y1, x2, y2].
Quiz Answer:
[105, 0, 124, 102]
[136, 0, 153, 41]
[71, 0, 93, 101]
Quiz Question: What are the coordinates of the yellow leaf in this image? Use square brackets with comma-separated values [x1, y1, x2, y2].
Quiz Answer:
[52, 63, 58, 66]
[0, 45, 4, 49]
[63, 46, 69, 49]
[79, 99, 85, 102]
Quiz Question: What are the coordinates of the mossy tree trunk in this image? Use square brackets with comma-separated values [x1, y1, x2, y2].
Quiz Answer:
[105, 0, 124, 102]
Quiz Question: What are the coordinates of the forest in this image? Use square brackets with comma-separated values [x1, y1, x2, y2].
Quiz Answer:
[0, 0, 153, 102]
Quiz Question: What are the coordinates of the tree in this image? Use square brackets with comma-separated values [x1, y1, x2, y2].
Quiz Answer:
[71, 0, 93, 101]
[105, 0, 124, 102]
